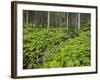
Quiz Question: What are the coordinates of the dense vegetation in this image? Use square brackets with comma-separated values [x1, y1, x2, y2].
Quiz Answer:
[23, 25, 91, 69]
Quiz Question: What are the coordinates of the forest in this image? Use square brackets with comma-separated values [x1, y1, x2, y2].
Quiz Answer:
[23, 10, 91, 69]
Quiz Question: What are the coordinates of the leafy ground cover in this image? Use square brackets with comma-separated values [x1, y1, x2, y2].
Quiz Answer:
[23, 27, 91, 69]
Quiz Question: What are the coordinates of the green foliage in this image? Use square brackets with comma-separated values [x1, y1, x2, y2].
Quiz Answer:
[23, 26, 91, 69]
[42, 30, 90, 68]
[81, 23, 91, 31]
[23, 28, 67, 69]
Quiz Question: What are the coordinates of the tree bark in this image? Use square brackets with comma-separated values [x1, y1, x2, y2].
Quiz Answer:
[78, 13, 80, 30]
[48, 11, 50, 30]
[26, 10, 28, 27]
[67, 13, 68, 30]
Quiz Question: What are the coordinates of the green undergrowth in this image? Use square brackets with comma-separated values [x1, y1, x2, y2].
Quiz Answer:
[23, 27, 91, 69]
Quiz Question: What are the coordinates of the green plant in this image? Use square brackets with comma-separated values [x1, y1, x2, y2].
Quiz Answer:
[23, 25, 91, 69]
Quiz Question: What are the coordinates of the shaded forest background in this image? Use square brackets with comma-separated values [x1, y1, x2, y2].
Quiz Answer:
[23, 10, 91, 32]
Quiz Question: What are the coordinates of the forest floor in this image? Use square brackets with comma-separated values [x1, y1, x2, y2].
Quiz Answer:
[23, 27, 91, 69]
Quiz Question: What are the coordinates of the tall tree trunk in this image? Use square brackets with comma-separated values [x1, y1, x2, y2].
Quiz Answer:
[35, 11, 37, 27]
[32, 11, 34, 28]
[67, 13, 68, 30]
[78, 13, 80, 30]
[60, 14, 61, 31]
[26, 10, 28, 27]
[48, 11, 50, 30]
